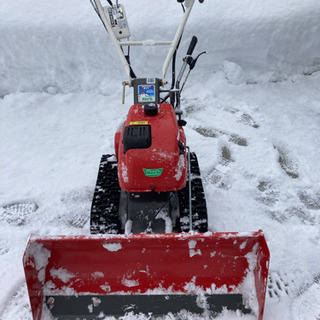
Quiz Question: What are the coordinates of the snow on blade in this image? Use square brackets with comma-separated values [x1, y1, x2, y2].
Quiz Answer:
[23, 241, 51, 283]
[102, 242, 122, 252]
[188, 240, 202, 257]
[122, 278, 140, 288]
[50, 267, 75, 284]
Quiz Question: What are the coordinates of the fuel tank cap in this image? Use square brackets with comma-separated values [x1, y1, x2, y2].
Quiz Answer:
[144, 103, 158, 116]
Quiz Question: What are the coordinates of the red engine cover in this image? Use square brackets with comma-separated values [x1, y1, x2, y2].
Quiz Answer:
[115, 103, 187, 192]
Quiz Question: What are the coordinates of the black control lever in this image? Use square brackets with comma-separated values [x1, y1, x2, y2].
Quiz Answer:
[180, 51, 206, 94]
[187, 36, 198, 56]
[174, 36, 205, 109]
[188, 51, 206, 70]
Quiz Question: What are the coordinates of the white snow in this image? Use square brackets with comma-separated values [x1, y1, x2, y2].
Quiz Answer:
[125, 219, 133, 234]
[102, 242, 122, 252]
[174, 154, 185, 181]
[23, 242, 51, 284]
[121, 162, 129, 183]
[23, 242, 51, 272]
[121, 278, 140, 288]
[49, 267, 75, 284]
[188, 240, 202, 257]
[92, 271, 104, 278]
[1, 0, 320, 319]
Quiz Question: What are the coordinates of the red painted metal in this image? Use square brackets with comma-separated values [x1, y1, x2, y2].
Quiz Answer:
[115, 103, 187, 192]
[24, 231, 269, 320]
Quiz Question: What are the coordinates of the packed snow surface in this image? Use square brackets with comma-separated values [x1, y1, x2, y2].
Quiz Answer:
[1, 0, 320, 319]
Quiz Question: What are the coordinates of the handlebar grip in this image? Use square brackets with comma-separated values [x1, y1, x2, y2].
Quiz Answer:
[187, 36, 198, 56]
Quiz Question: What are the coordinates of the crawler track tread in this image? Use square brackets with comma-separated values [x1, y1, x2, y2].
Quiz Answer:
[90, 155, 122, 234]
[178, 152, 208, 232]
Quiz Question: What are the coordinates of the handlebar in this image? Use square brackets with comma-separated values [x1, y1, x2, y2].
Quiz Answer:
[187, 36, 198, 56]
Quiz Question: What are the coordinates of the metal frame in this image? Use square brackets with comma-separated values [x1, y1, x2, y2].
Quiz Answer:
[91, 0, 196, 84]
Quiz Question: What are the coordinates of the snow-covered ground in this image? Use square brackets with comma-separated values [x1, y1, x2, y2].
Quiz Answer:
[1, 0, 320, 319]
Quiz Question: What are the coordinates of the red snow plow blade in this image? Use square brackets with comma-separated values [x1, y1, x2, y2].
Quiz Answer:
[24, 231, 269, 319]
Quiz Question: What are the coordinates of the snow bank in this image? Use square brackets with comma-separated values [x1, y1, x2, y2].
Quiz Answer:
[1, 0, 319, 95]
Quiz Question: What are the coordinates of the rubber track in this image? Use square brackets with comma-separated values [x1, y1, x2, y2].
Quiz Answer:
[178, 152, 208, 232]
[90, 155, 122, 234]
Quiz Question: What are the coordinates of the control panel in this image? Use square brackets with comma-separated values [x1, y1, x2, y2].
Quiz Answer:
[103, 4, 130, 39]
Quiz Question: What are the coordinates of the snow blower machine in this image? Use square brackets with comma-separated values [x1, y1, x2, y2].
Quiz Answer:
[23, 0, 270, 319]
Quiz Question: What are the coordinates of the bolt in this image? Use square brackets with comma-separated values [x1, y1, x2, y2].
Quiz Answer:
[101, 284, 111, 292]
[47, 297, 55, 309]
[92, 297, 102, 307]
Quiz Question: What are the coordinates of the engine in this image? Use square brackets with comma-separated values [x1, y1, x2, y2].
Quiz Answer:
[115, 103, 187, 193]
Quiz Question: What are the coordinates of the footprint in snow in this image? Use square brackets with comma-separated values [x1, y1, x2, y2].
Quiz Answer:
[291, 275, 320, 320]
[265, 209, 289, 224]
[239, 113, 260, 128]
[0, 238, 10, 255]
[222, 106, 260, 128]
[266, 205, 315, 225]
[229, 133, 248, 146]
[195, 127, 219, 138]
[255, 179, 280, 207]
[60, 188, 92, 228]
[0, 201, 38, 226]
[297, 190, 320, 210]
[255, 178, 318, 225]
[208, 168, 232, 190]
[219, 144, 234, 166]
[206, 145, 233, 190]
[183, 97, 204, 116]
[285, 205, 317, 225]
[195, 127, 248, 147]
[273, 142, 299, 179]
[0, 282, 32, 320]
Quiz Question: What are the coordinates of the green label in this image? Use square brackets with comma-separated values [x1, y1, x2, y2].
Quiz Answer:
[142, 96, 153, 101]
[143, 168, 163, 177]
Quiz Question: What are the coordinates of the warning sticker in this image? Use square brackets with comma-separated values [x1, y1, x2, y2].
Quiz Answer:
[130, 121, 148, 125]
[138, 85, 155, 103]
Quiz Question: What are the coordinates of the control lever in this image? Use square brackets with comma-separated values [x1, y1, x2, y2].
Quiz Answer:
[187, 51, 206, 70]
[187, 36, 198, 56]
[176, 36, 198, 84]
[180, 51, 206, 92]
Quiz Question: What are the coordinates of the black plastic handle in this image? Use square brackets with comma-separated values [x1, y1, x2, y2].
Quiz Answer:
[187, 36, 198, 56]
[199, 0, 204, 3]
